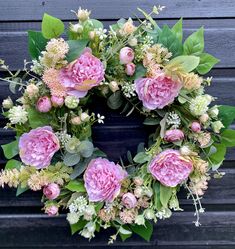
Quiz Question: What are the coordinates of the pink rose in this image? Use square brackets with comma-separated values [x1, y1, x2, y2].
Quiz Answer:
[148, 149, 193, 187]
[164, 129, 184, 142]
[36, 96, 52, 113]
[59, 51, 105, 98]
[125, 63, 136, 76]
[135, 73, 181, 110]
[45, 205, 58, 216]
[51, 96, 64, 107]
[43, 183, 60, 200]
[191, 121, 201, 133]
[19, 126, 60, 169]
[84, 158, 128, 202]
[122, 192, 137, 209]
[119, 47, 134, 64]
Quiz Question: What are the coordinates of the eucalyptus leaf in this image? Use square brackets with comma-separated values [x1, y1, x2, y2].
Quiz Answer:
[70, 158, 91, 179]
[63, 153, 81, 166]
[133, 152, 150, 164]
[78, 140, 94, 158]
[107, 91, 124, 110]
[143, 117, 160, 125]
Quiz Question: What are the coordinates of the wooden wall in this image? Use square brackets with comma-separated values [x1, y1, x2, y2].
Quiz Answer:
[0, 0, 235, 248]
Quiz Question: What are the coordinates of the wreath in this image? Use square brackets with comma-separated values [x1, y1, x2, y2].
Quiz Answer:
[1, 6, 235, 243]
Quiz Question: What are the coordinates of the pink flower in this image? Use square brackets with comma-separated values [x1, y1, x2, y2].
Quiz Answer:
[191, 121, 201, 133]
[148, 149, 193, 187]
[59, 51, 105, 98]
[36, 96, 52, 113]
[122, 193, 137, 209]
[45, 205, 58, 216]
[119, 47, 134, 64]
[84, 158, 128, 202]
[164, 129, 184, 142]
[135, 74, 182, 110]
[125, 63, 136, 76]
[43, 183, 60, 200]
[51, 96, 64, 107]
[19, 126, 60, 169]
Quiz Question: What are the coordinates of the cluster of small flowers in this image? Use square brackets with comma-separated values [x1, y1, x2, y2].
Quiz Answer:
[8, 106, 28, 125]
[166, 111, 181, 128]
[55, 131, 72, 148]
[122, 82, 136, 98]
[93, 28, 107, 40]
[134, 36, 154, 61]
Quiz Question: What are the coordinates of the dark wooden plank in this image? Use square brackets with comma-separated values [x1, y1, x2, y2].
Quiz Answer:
[0, 212, 234, 248]
[0, 0, 235, 21]
[1, 20, 235, 70]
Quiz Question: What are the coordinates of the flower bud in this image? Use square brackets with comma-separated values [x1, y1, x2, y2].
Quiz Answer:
[180, 145, 192, 156]
[199, 113, 209, 123]
[81, 112, 90, 122]
[134, 186, 143, 198]
[209, 106, 219, 118]
[89, 31, 96, 40]
[128, 37, 138, 47]
[109, 81, 119, 92]
[65, 96, 79, 109]
[36, 96, 52, 113]
[133, 177, 144, 186]
[77, 8, 90, 22]
[70, 23, 83, 33]
[119, 47, 134, 64]
[191, 121, 201, 133]
[25, 84, 39, 98]
[71, 116, 82, 125]
[51, 96, 64, 107]
[145, 209, 155, 220]
[45, 205, 58, 216]
[43, 183, 60, 200]
[125, 62, 136, 76]
[122, 192, 137, 209]
[135, 215, 145, 225]
[2, 97, 13, 109]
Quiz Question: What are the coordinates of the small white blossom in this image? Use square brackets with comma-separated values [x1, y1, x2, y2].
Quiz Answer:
[166, 112, 181, 128]
[65, 96, 79, 109]
[2, 97, 13, 109]
[97, 113, 105, 124]
[122, 82, 136, 98]
[8, 106, 28, 125]
[190, 95, 212, 116]
[69, 196, 88, 215]
[94, 28, 107, 40]
[30, 60, 44, 75]
[134, 215, 145, 225]
[67, 212, 80, 225]
[55, 131, 71, 148]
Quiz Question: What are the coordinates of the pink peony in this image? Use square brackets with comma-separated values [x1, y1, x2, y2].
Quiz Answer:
[45, 205, 58, 216]
[51, 96, 64, 107]
[59, 51, 105, 98]
[43, 183, 60, 200]
[19, 126, 60, 169]
[164, 129, 184, 142]
[135, 74, 182, 110]
[191, 121, 201, 133]
[84, 158, 128, 202]
[122, 192, 137, 209]
[125, 62, 136, 76]
[119, 47, 134, 64]
[36, 96, 52, 113]
[148, 149, 193, 187]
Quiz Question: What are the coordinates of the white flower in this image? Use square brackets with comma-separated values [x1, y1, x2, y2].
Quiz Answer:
[80, 112, 90, 122]
[97, 113, 105, 124]
[8, 106, 28, 125]
[74, 7, 91, 22]
[212, 121, 224, 133]
[122, 82, 136, 98]
[190, 95, 212, 116]
[199, 113, 209, 123]
[84, 205, 96, 221]
[166, 112, 181, 128]
[144, 209, 155, 220]
[30, 60, 44, 75]
[109, 81, 119, 92]
[70, 23, 83, 33]
[135, 215, 145, 225]
[67, 212, 80, 225]
[69, 196, 88, 215]
[80, 222, 96, 240]
[128, 37, 138, 47]
[2, 97, 13, 109]
[25, 84, 39, 98]
[208, 106, 219, 118]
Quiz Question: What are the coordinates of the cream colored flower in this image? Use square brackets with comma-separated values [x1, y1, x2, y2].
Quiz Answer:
[120, 18, 137, 35]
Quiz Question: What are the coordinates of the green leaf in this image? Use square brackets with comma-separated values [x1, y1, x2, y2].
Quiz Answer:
[66, 39, 89, 62]
[63, 153, 80, 166]
[153, 181, 162, 210]
[131, 220, 153, 241]
[70, 158, 91, 179]
[131, 63, 147, 80]
[209, 143, 226, 165]
[171, 18, 183, 42]
[16, 186, 29, 196]
[158, 25, 183, 57]
[167, 55, 200, 73]
[160, 184, 173, 208]
[196, 53, 220, 74]
[70, 220, 87, 235]
[221, 129, 235, 147]
[119, 226, 132, 241]
[107, 91, 124, 110]
[218, 105, 235, 129]
[143, 117, 160, 126]
[28, 108, 52, 128]
[78, 140, 94, 158]
[65, 180, 86, 192]
[28, 31, 48, 59]
[184, 27, 204, 55]
[41, 13, 64, 39]
[1, 140, 19, 159]
[94, 202, 104, 212]
[5, 159, 21, 170]
[84, 19, 103, 30]
[133, 152, 150, 164]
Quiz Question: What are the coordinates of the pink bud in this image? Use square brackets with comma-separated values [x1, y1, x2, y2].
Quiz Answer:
[45, 205, 58, 216]
[164, 129, 184, 142]
[119, 47, 134, 64]
[125, 62, 136, 76]
[122, 192, 137, 209]
[36, 96, 52, 113]
[51, 96, 64, 107]
[43, 183, 60, 200]
[191, 121, 201, 133]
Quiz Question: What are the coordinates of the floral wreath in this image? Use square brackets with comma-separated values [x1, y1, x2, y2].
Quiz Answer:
[1, 6, 235, 243]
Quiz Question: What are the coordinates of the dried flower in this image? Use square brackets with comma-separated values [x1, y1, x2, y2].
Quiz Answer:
[8, 106, 28, 125]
